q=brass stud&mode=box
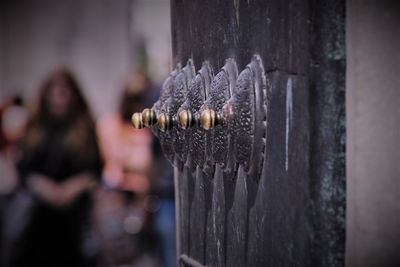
[158,113,171,132]
[131,113,144,129]
[178,110,192,129]
[142,108,157,127]
[200,109,217,130]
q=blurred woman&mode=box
[0,96,28,266]
[0,96,28,196]
[97,71,152,194]
[96,71,155,265]
[14,69,102,267]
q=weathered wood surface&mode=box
[171,0,345,266]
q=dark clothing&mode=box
[16,197,91,267]
[151,136,175,200]
[14,121,101,267]
[18,120,101,183]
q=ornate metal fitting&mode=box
[132,55,267,178]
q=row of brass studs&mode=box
[131,107,225,132]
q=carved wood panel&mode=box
[131,0,345,266]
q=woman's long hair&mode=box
[24,68,98,158]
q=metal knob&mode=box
[200,108,218,130]
[178,110,195,129]
[158,113,173,132]
[131,112,144,129]
[142,108,157,127]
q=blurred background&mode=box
[0,0,171,110]
[0,1,175,267]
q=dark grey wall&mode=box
[347,1,400,266]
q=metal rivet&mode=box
[142,108,157,127]
[200,109,217,130]
[131,113,144,129]
[178,110,193,129]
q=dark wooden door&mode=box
[134,0,345,266]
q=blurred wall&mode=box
[347,0,400,266]
[0,1,3,104]
[130,0,171,83]
[0,0,131,117]
[0,0,172,117]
